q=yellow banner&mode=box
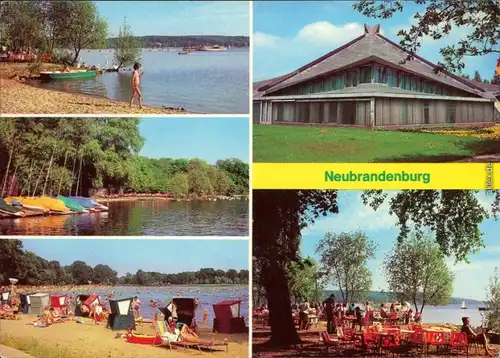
[253,163,500,190]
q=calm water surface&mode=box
[0,199,249,236]
[37,49,249,114]
[51,285,249,327]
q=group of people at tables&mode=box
[292,295,422,332]
[317,294,494,356]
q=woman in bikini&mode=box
[129,62,144,108]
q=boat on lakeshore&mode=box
[0,198,24,217]
[461,301,467,309]
[39,70,97,80]
[199,45,227,52]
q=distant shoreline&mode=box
[94,195,249,203]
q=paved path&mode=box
[0,345,35,358]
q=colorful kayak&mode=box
[56,196,87,212]
[39,70,97,80]
[0,198,24,216]
[68,196,108,211]
[5,197,49,213]
[6,196,69,213]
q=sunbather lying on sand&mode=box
[179,324,228,346]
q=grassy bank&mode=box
[253,124,500,162]
[1,316,249,358]
[0,63,184,115]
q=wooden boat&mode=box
[478,307,490,311]
[39,70,97,80]
[125,329,162,345]
[178,50,190,55]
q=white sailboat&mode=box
[461,301,467,309]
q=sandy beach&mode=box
[1,315,249,358]
[0,63,184,115]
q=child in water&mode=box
[129,62,144,108]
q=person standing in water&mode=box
[129,62,144,108]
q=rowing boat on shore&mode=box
[39,70,97,80]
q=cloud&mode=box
[297,22,364,45]
[253,32,280,48]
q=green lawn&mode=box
[253,125,499,162]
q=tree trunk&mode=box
[70,155,77,196]
[42,148,55,196]
[57,151,68,195]
[1,144,15,197]
[72,48,81,66]
[261,263,301,346]
[75,157,83,196]
[33,162,46,197]
[21,159,35,196]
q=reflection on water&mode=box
[0,200,249,236]
[52,285,249,327]
[37,49,249,114]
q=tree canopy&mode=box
[0,240,248,286]
[317,230,376,303]
[485,268,500,332]
[0,1,109,65]
[353,0,500,73]
[384,236,454,313]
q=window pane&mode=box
[360,66,371,83]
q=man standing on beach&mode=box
[323,293,336,334]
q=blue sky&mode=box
[138,118,249,163]
[21,240,249,276]
[253,1,498,81]
[299,191,500,301]
[95,1,249,36]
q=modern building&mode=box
[253,24,497,128]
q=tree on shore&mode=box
[317,230,376,303]
[353,0,500,73]
[384,236,454,313]
[286,257,322,303]
[112,17,142,70]
[54,1,108,65]
[253,189,495,347]
[0,1,43,51]
[486,268,500,332]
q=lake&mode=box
[49,285,249,328]
[37,49,249,114]
[0,199,249,236]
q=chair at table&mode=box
[359,330,379,354]
[425,331,446,355]
[407,330,426,355]
[381,331,403,357]
[449,331,468,357]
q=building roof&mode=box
[255,24,489,99]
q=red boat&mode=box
[125,329,162,345]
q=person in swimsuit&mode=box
[129,62,144,108]
[132,296,141,319]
